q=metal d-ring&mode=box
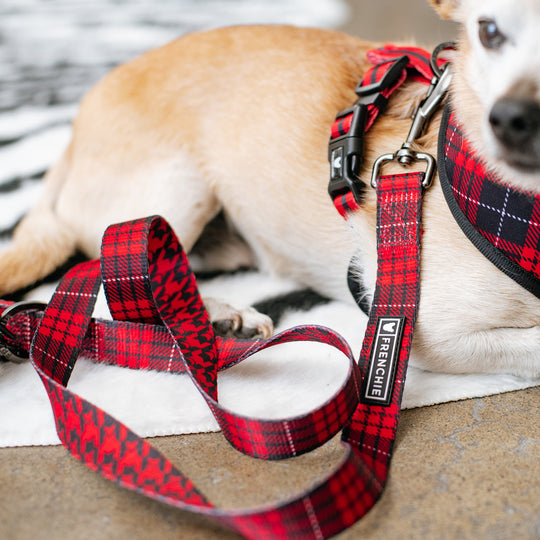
[371,46,453,190]
[0,301,47,363]
[430,41,456,78]
[370,153,397,188]
[371,151,436,189]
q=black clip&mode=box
[328,55,410,203]
[355,55,410,100]
[328,103,368,203]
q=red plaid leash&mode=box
[19,204,418,539]
[0,44,450,538]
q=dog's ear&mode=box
[429,0,460,19]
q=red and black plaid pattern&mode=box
[100,218,162,325]
[329,45,441,215]
[366,45,442,84]
[28,214,415,538]
[441,109,540,296]
[344,173,423,478]
[2,303,342,376]
[334,190,361,218]
[209,326,362,460]
[31,260,101,386]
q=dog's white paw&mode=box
[203,298,274,340]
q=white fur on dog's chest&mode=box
[350,181,540,377]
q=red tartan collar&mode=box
[439,105,540,299]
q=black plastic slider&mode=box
[355,55,410,99]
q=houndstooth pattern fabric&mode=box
[440,106,540,298]
[21,189,424,538]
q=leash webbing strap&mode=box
[0,301,303,375]
[22,179,423,539]
[347,172,424,456]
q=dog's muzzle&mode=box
[489,97,540,171]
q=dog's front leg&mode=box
[204,297,273,340]
[429,326,540,378]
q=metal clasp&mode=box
[371,150,437,189]
[371,61,453,188]
[0,301,46,363]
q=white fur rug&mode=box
[1,272,538,447]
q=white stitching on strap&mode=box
[495,187,510,247]
[450,184,540,229]
[33,344,69,369]
[284,421,297,457]
[102,274,148,283]
[55,290,97,299]
[166,344,176,372]
[303,496,324,540]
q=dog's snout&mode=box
[489,98,540,147]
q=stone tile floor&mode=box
[1,388,538,539]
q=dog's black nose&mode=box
[489,98,540,147]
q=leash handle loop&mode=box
[28,215,390,539]
[21,47,428,540]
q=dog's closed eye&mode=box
[478,18,507,50]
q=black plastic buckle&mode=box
[355,54,410,99]
[328,103,368,203]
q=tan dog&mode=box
[1,0,539,377]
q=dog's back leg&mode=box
[189,213,273,340]
[0,147,77,296]
[189,211,255,273]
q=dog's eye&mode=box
[478,18,506,49]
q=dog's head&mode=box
[431,0,540,192]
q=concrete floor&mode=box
[1,389,538,539]
[2,2,539,539]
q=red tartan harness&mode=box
[439,107,540,299]
[0,46,457,539]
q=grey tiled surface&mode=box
[1,389,538,539]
